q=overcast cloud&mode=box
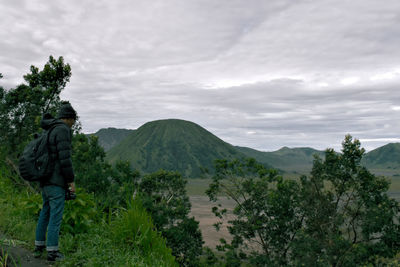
[1,0,400,151]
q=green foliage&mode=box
[163,217,203,267]
[207,158,303,266]
[20,192,42,216]
[0,56,71,158]
[139,170,203,266]
[0,168,178,266]
[140,170,191,225]
[207,135,400,266]
[72,133,199,264]
[72,133,112,196]
[71,132,199,264]
[62,189,98,235]
[72,133,141,210]
[293,135,400,266]
[367,252,400,266]
[0,166,38,241]
[109,160,141,204]
[7,183,98,237]
[200,247,224,267]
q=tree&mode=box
[71,133,142,211]
[206,158,303,266]
[293,135,400,266]
[0,56,71,158]
[207,135,400,266]
[139,170,204,266]
[72,134,112,196]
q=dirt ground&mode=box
[189,196,236,248]
[0,234,49,267]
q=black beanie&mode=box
[57,103,77,119]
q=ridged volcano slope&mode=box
[106,119,244,177]
[362,143,400,169]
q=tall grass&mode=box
[111,197,177,267]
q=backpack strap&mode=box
[45,123,63,142]
[44,124,63,160]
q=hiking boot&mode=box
[33,245,45,258]
[47,250,64,262]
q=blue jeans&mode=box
[35,185,65,251]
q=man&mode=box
[33,103,76,262]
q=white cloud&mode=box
[340,77,360,85]
[360,138,400,143]
[370,68,400,81]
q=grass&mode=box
[0,166,178,267]
[0,247,18,267]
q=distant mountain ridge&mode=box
[88,128,134,151]
[90,121,400,177]
[236,146,325,173]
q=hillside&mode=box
[93,122,400,177]
[236,146,325,173]
[106,119,245,177]
[362,143,400,169]
[89,127,134,151]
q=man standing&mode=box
[33,103,76,262]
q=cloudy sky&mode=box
[1,0,400,152]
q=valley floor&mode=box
[187,175,400,249]
[189,196,235,248]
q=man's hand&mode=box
[68,182,76,193]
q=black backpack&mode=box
[18,126,57,182]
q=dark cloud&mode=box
[1,0,400,152]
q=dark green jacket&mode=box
[40,114,75,189]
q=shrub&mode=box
[62,189,98,235]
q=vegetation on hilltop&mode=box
[106,119,246,177]
[362,143,400,169]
